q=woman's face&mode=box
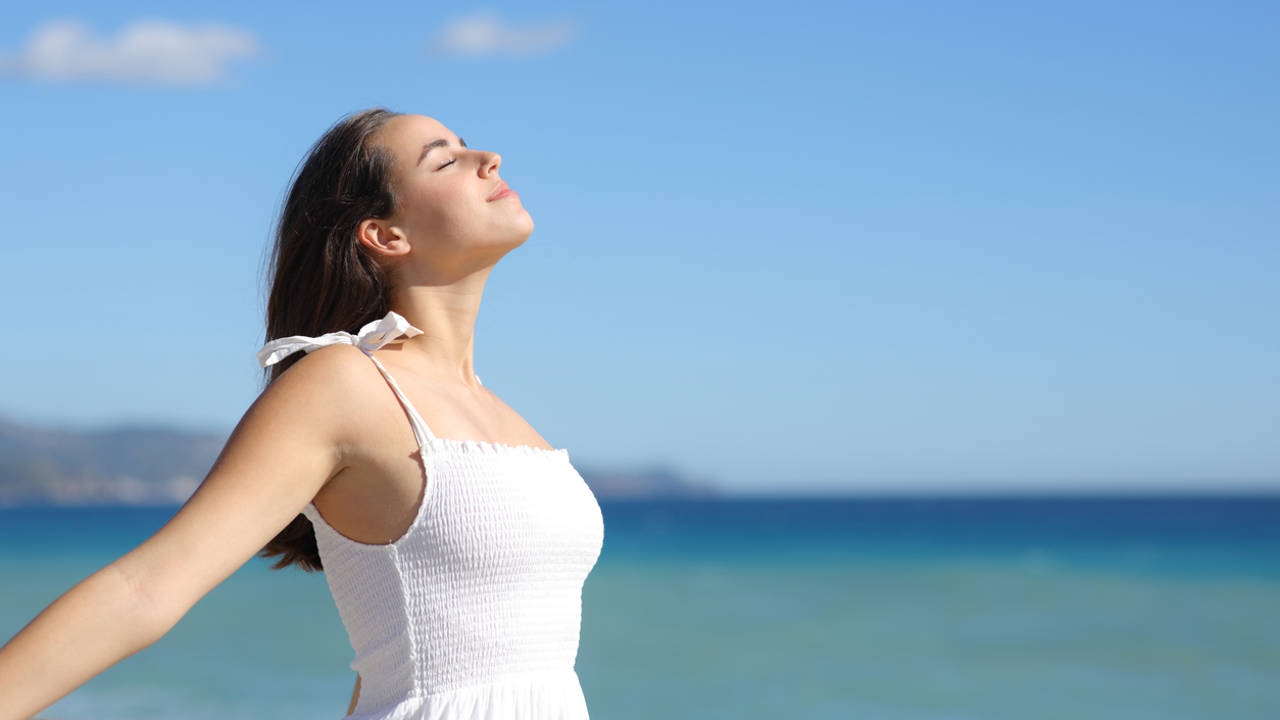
[366,114,532,269]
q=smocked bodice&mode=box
[257,311,604,719]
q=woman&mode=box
[0,108,605,719]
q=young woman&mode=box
[0,108,605,719]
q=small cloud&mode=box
[0,17,262,86]
[429,11,579,58]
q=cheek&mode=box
[409,186,481,239]
[402,184,453,223]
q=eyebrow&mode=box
[417,136,467,166]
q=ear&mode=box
[356,218,410,259]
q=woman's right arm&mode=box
[0,346,369,720]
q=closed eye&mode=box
[436,159,456,170]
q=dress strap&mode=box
[357,352,438,447]
[256,310,438,448]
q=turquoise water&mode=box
[2,497,1278,719]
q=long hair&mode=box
[256,107,404,571]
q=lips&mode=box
[487,181,510,201]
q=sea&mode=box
[2,495,1278,720]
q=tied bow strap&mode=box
[257,311,424,368]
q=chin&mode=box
[513,213,534,242]
[484,213,533,250]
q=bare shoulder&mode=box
[266,342,377,398]
[264,343,389,448]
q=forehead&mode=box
[375,114,456,165]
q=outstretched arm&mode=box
[0,561,162,720]
[0,346,366,720]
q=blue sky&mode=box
[0,2,1276,495]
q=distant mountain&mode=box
[0,418,221,506]
[0,417,720,506]
[567,462,721,500]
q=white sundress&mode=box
[257,310,605,719]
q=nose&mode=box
[481,151,501,176]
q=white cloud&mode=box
[0,17,262,86]
[430,11,579,58]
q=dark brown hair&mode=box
[256,107,404,571]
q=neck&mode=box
[388,267,490,388]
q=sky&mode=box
[0,1,1276,496]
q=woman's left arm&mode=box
[348,674,361,715]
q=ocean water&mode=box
[2,495,1278,719]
